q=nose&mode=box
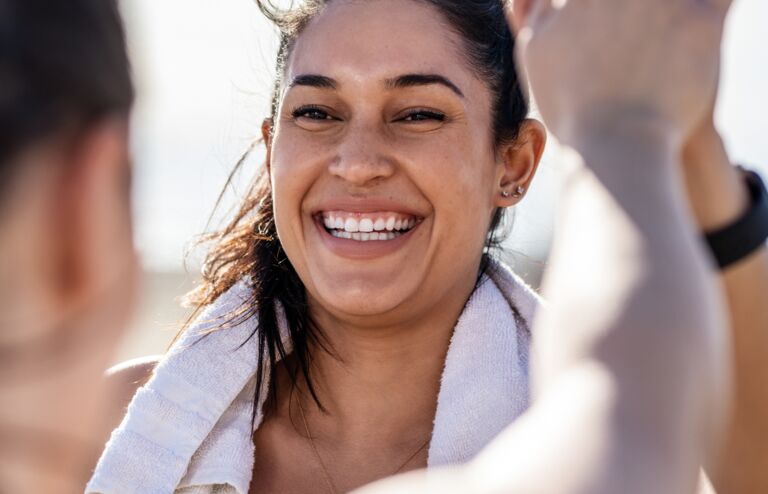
[328,123,396,187]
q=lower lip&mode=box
[314,218,421,260]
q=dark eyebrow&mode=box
[288,74,338,90]
[385,74,465,98]
[287,73,465,98]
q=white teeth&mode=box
[374,218,386,231]
[344,218,359,233]
[323,212,420,240]
[359,218,374,233]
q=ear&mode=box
[53,118,137,308]
[494,119,547,208]
[262,118,273,176]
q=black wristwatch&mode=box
[704,166,768,270]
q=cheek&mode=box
[269,134,323,269]
[406,134,497,239]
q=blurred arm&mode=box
[682,125,768,493]
[510,122,727,494]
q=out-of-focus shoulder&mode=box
[106,354,161,388]
[109,356,160,407]
[104,354,162,411]
[91,355,162,453]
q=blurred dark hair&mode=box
[185,0,530,417]
[0,0,134,187]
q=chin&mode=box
[307,269,420,319]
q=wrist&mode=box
[682,120,721,167]
[566,117,679,183]
[704,168,768,269]
[681,127,750,231]
[567,112,679,165]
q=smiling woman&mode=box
[88,0,545,492]
[185,0,543,419]
[216,3,545,490]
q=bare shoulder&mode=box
[105,354,161,409]
[107,355,160,414]
[106,354,161,392]
[90,355,162,454]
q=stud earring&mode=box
[513,185,526,197]
[501,190,512,198]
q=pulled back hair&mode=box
[185,0,530,416]
[0,0,134,190]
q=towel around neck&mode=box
[86,261,541,494]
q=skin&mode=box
[0,120,137,493]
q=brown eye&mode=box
[292,106,335,121]
[400,110,446,122]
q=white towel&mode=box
[86,261,541,494]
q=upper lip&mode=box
[310,197,427,217]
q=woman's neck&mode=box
[281,275,477,449]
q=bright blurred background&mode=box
[114,0,768,363]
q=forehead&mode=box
[285,0,476,89]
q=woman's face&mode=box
[269,0,512,325]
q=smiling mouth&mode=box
[318,211,422,242]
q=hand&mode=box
[509,0,733,150]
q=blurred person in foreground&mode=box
[89,0,768,493]
[0,0,136,492]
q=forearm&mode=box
[713,250,768,493]
[532,125,728,493]
[682,128,768,492]
[682,127,749,232]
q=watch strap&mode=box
[704,167,768,269]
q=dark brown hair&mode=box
[184,0,530,417]
[0,0,133,190]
